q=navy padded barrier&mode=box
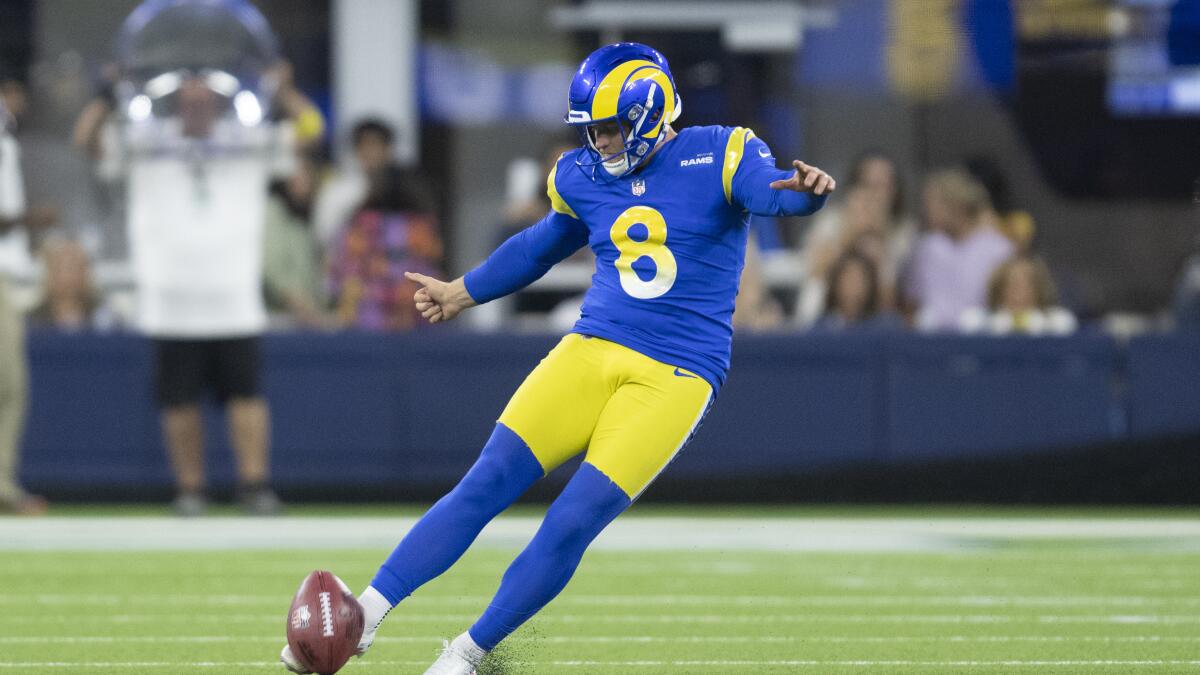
[1127,334,1200,439]
[884,335,1123,460]
[678,334,886,477]
[14,330,1166,493]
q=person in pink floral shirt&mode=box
[328,165,443,331]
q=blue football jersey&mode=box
[547,125,823,390]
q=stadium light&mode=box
[233,90,263,126]
[127,94,152,121]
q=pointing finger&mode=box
[405,271,436,287]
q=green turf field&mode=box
[2,508,1199,674]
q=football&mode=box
[285,570,365,675]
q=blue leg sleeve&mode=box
[468,462,631,650]
[370,423,544,605]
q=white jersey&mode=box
[119,118,293,337]
[0,126,31,279]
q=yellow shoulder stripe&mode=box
[722,127,756,204]
[547,162,578,219]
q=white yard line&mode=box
[5,593,1199,607]
[2,659,1200,668]
[2,516,1200,552]
[5,612,1200,624]
[3,634,1200,644]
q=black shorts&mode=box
[154,337,262,407]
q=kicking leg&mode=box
[368,423,542,605]
[469,461,629,650]
[293,423,545,671]
[357,334,611,656]
[441,348,712,668]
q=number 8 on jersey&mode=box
[609,205,677,299]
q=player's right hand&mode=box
[404,272,476,324]
[769,160,836,196]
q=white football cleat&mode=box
[279,644,312,674]
[355,623,377,657]
[354,586,392,657]
[422,632,487,675]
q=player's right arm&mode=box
[405,209,588,324]
[405,161,589,324]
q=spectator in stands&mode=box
[313,118,433,248]
[798,150,915,326]
[906,168,1014,331]
[1173,234,1200,330]
[28,236,118,331]
[263,154,328,329]
[328,165,444,331]
[960,255,1076,335]
[813,250,901,332]
[488,138,594,328]
[964,154,1035,253]
[496,138,578,245]
[733,234,784,331]
[0,85,46,515]
[0,75,43,273]
[0,74,28,130]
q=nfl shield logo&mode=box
[632,178,646,196]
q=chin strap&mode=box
[601,155,630,177]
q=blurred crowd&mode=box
[734,150,1079,336]
[0,64,447,337]
[4,58,1200,341]
[6,32,1200,517]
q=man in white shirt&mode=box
[0,92,47,515]
[80,74,300,516]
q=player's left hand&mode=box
[770,160,836,196]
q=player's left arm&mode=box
[405,209,589,324]
[730,132,835,217]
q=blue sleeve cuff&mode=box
[735,166,829,217]
[775,188,828,216]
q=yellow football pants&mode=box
[498,333,713,499]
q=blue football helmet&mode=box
[565,43,681,179]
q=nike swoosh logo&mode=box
[758,147,771,158]
[673,368,698,378]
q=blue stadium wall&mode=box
[19,331,1200,503]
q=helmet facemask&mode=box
[570,75,671,180]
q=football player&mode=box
[282,42,834,675]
